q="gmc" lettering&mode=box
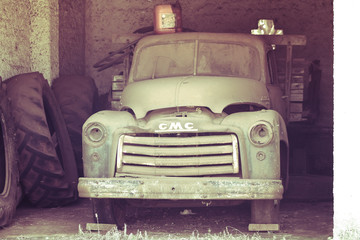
[155,122,198,132]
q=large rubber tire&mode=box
[52,75,98,176]
[5,72,78,207]
[0,84,20,227]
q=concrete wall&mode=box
[29,0,59,82]
[0,0,59,83]
[59,0,86,76]
[0,1,32,80]
[1,0,85,82]
[85,0,333,128]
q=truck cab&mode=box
[78,31,291,231]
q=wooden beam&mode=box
[248,223,280,232]
[260,35,307,46]
[86,223,117,231]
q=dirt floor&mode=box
[0,175,333,240]
[0,198,333,239]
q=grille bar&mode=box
[123,144,233,156]
[122,155,234,166]
[123,135,234,146]
[120,165,235,176]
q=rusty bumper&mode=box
[78,177,283,200]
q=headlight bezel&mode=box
[85,122,107,143]
[248,120,274,147]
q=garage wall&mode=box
[0,0,59,83]
[85,0,333,128]
[59,0,86,76]
[0,1,32,80]
[29,0,59,83]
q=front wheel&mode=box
[92,199,126,229]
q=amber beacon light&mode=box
[154,1,182,34]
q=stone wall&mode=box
[0,0,59,83]
[59,0,86,76]
[29,0,59,82]
[85,0,333,127]
[0,1,32,80]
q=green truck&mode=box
[78,27,306,231]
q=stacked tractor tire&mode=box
[0,72,98,227]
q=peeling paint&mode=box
[79,177,283,200]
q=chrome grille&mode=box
[116,133,239,176]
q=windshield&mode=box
[133,40,261,81]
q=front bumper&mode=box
[78,177,283,200]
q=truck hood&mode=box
[121,76,270,119]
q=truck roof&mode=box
[135,32,269,52]
[129,32,270,84]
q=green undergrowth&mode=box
[13,225,291,240]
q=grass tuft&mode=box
[13,225,292,240]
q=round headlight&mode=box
[248,121,273,146]
[85,123,106,142]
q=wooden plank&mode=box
[112,75,126,91]
[292,58,306,63]
[292,67,305,75]
[276,58,306,77]
[276,58,306,64]
[292,75,304,83]
[284,44,293,123]
[290,103,303,113]
[278,75,304,83]
[289,113,304,122]
[86,223,117,231]
[276,69,305,75]
[291,89,304,95]
[111,100,122,111]
[248,223,280,232]
[290,93,304,102]
[260,35,307,46]
[111,91,122,100]
[291,83,304,89]
[112,81,125,91]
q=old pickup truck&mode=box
[78,18,306,231]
